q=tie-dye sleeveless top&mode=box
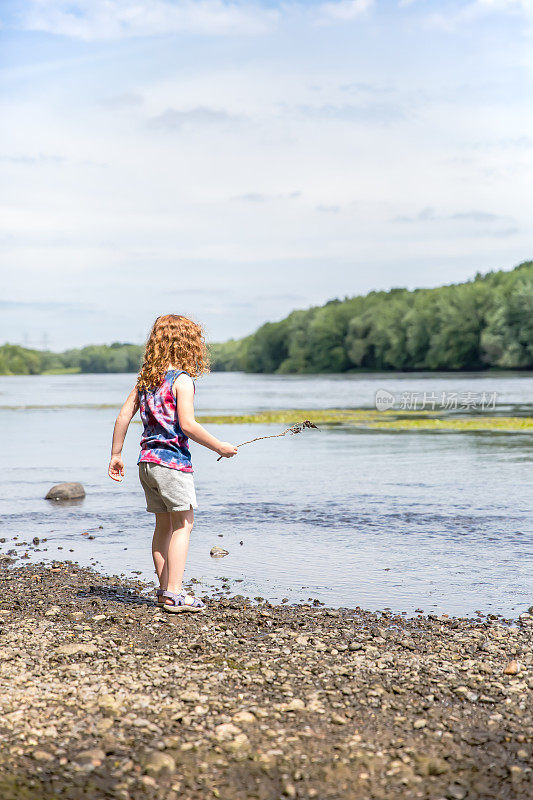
[137,369,194,472]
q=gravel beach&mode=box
[0,560,531,800]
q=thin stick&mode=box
[217,420,318,461]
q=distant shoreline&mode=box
[2,366,533,377]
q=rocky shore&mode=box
[0,560,531,800]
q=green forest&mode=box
[211,261,532,373]
[1,261,532,375]
[0,342,144,376]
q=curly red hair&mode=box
[136,314,210,392]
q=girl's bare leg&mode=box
[166,508,194,595]
[151,509,194,602]
[152,512,172,588]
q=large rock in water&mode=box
[45,482,85,501]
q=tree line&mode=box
[0,342,144,376]
[210,261,533,372]
[1,262,531,375]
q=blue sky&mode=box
[1,0,532,349]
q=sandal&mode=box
[158,589,205,613]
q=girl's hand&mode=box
[108,455,125,481]
[217,442,238,458]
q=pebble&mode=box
[503,660,521,675]
[224,732,250,756]
[74,748,105,767]
[415,755,449,776]
[330,713,348,725]
[96,718,113,734]
[181,690,202,703]
[32,750,54,762]
[98,694,121,714]
[283,698,306,712]
[56,643,98,656]
[210,547,229,558]
[143,751,176,775]
[232,710,256,724]
[446,784,467,800]
[214,723,242,741]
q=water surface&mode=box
[1,372,531,617]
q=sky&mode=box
[1,0,532,350]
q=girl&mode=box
[108,314,237,612]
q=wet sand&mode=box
[0,559,531,799]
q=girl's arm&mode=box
[175,374,237,458]
[108,387,140,481]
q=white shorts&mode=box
[138,462,198,513]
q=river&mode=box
[0,371,531,617]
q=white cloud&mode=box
[18,0,277,40]
[297,101,406,125]
[317,0,374,23]
[149,106,243,129]
[233,191,301,202]
[8,0,532,43]
[100,93,144,109]
[427,0,533,31]
[394,207,511,223]
[12,0,378,41]
[475,0,533,12]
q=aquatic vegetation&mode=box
[198,409,384,425]
[366,416,532,432]
[197,408,533,433]
[41,367,81,375]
